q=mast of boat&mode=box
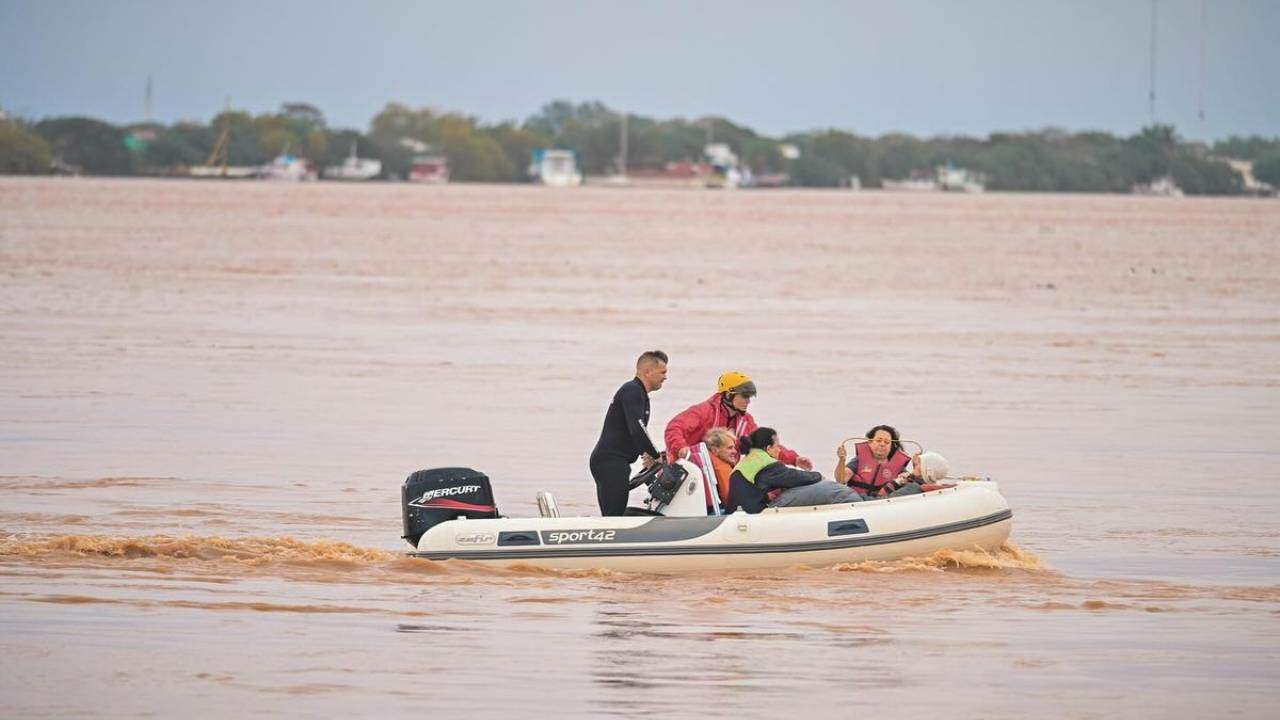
[619,111,628,178]
[1148,0,1158,124]
[205,97,232,177]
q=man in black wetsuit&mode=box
[590,350,668,516]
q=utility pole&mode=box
[145,76,153,121]
[1148,0,1158,124]
[1198,0,1207,123]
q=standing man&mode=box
[590,350,668,516]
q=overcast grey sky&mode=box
[1,0,1276,140]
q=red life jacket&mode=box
[848,443,911,495]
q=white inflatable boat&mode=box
[400,460,1012,573]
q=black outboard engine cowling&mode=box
[402,467,500,547]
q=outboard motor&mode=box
[401,467,500,547]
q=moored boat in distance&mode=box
[186,164,260,179]
[408,154,450,184]
[938,163,985,193]
[883,164,985,193]
[529,148,583,186]
[323,142,382,181]
[261,153,317,181]
[882,173,939,192]
[1133,175,1184,197]
[185,109,259,179]
[704,142,744,189]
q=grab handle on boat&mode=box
[840,437,924,454]
[536,491,560,518]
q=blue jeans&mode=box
[772,481,865,507]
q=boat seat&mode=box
[536,491,560,518]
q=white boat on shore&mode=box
[186,164,259,179]
[323,142,382,181]
[882,177,939,192]
[938,164,986,193]
[408,154,450,184]
[261,153,317,181]
[401,461,1012,574]
[529,149,583,186]
[883,165,986,193]
[1133,175,1184,197]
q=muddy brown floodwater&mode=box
[1,177,1278,718]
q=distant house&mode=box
[1218,158,1275,196]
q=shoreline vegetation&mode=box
[2,99,1279,195]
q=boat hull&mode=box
[409,482,1012,573]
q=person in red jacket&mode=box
[664,371,813,470]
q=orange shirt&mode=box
[710,453,734,505]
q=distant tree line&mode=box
[797,124,1279,194]
[2,99,1279,194]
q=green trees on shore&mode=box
[0,120,51,173]
[1254,154,1280,188]
[781,124,1252,195]
[2,98,1277,196]
[136,105,330,172]
[35,117,133,175]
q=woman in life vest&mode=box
[727,427,864,514]
[835,424,925,498]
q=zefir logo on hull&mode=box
[542,529,618,545]
[455,532,497,546]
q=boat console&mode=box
[629,459,714,517]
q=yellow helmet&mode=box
[717,371,757,397]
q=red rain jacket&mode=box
[664,393,800,466]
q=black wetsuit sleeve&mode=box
[757,464,822,490]
[620,382,659,458]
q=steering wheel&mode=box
[628,462,662,490]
